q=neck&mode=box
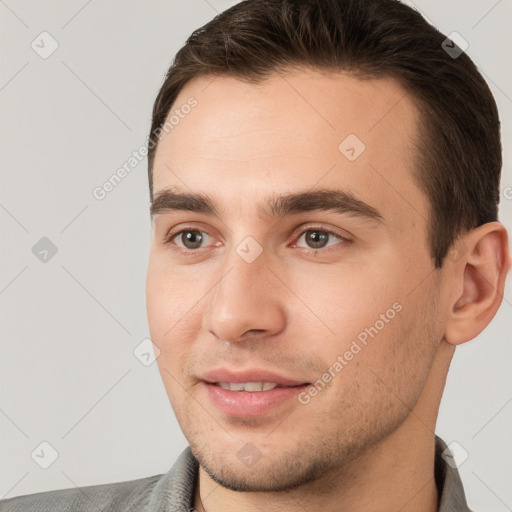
[194,341,454,512]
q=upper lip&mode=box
[200,368,309,386]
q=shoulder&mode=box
[0,473,163,512]
[0,447,198,512]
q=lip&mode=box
[200,368,308,387]
[199,368,310,418]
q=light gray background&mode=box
[1,0,511,509]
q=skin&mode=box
[145,68,510,512]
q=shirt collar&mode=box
[435,435,473,511]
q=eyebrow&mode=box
[150,188,384,224]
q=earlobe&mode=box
[444,222,511,346]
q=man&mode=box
[2,0,510,510]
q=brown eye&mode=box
[296,229,342,250]
[304,230,330,249]
[173,230,210,250]
[183,231,203,249]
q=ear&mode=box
[444,221,511,346]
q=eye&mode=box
[294,228,349,251]
[166,229,214,251]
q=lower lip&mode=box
[203,382,310,417]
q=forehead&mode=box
[152,68,428,233]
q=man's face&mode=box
[146,69,447,491]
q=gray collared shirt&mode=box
[0,436,472,511]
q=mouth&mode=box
[200,373,311,417]
[215,381,304,392]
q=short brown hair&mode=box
[147,0,501,268]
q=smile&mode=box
[217,382,281,392]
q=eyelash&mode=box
[163,224,352,257]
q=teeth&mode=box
[218,382,279,392]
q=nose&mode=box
[204,245,287,344]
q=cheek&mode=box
[287,263,403,355]
[146,254,204,339]
[293,264,435,400]
[357,291,440,404]
[146,260,207,401]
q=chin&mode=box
[191,442,341,493]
